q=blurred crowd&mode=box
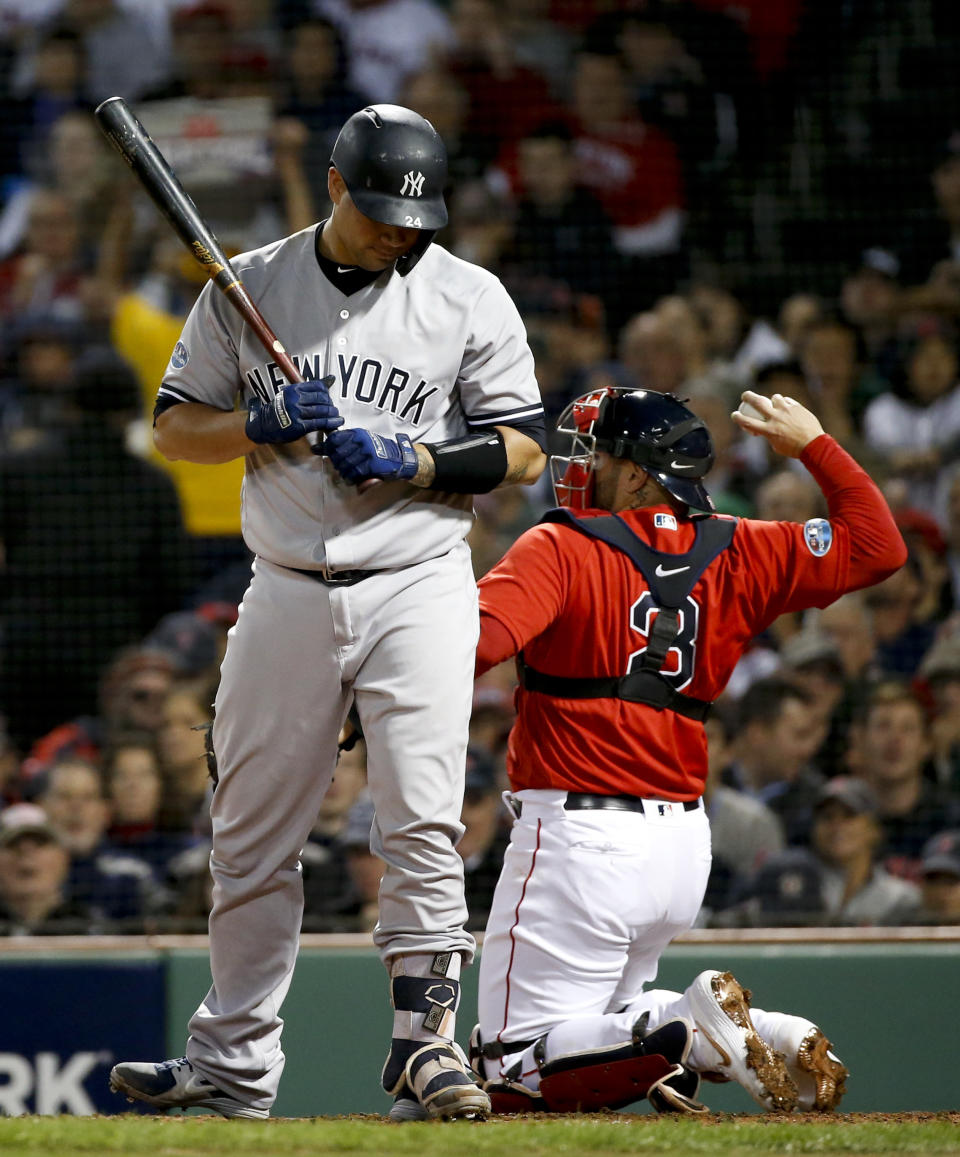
[1,0,960,935]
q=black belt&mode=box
[289,566,378,586]
[565,792,700,813]
[513,793,701,817]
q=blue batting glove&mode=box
[323,427,419,484]
[245,376,344,444]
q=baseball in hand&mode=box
[737,399,766,421]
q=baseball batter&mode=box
[468,388,906,1115]
[110,105,545,1121]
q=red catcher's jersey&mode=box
[477,436,906,800]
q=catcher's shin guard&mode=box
[641,1018,708,1115]
[534,1014,703,1113]
[467,1030,548,1114]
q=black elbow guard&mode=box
[425,430,508,493]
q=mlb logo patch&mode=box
[654,513,678,530]
[803,518,833,557]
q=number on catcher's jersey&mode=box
[626,593,700,690]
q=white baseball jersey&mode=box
[158,226,543,570]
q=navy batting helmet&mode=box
[331,104,448,274]
[551,388,715,512]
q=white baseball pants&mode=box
[477,789,711,1086]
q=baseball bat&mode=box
[94,96,379,487]
[94,96,303,386]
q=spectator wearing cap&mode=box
[144,610,223,687]
[0,802,97,935]
[715,848,824,928]
[721,678,827,845]
[915,830,960,924]
[807,778,920,924]
[38,756,168,929]
[893,507,951,623]
[719,778,921,928]
[459,745,508,931]
[850,681,960,880]
[839,247,903,366]
[777,629,850,773]
[0,347,191,752]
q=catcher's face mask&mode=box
[550,386,716,512]
[549,388,614,509]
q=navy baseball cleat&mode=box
[388,1087,430,1121]
[383,1039,490,1120]
[109,1056,268,1119]
[405,1042,491,1119]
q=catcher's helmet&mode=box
[551,388,715,512]
[331,104,448,275]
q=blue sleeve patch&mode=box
[803,518,833,556]
[170,341,189,369]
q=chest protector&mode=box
[517,510,737,722]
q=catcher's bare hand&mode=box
[731,390,824,459]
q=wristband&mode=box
[425,430,508,493]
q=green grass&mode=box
[1,1114,959,1157]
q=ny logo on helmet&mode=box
[401,170,425,197]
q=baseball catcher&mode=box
[468,388,904,1115]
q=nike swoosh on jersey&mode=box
[337,266,355,273]
[655,563,690,577]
